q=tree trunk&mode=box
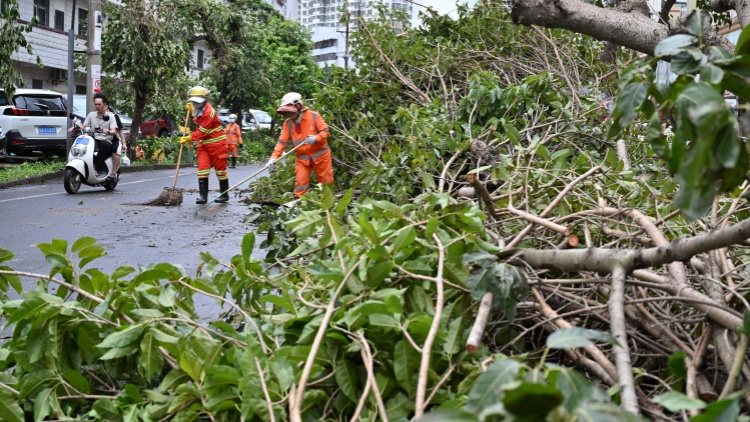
[510,0,736,56]
[130,77,149,159]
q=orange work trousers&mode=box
[197,140,228,181]
[294,149,334,197]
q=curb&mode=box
[0,164,179,189]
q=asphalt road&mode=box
[0,163,270,322]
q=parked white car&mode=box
[244,109,272,131]
[0,89,69,156]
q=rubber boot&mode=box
[196,178,208,204]
[215,179,230,203]
[230,157,236,168]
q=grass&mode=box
[0,157,66,183]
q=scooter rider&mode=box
[80,93,117,177]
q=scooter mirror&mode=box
[102,114,110,121]
[69,114,75,120]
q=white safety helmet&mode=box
[229,113,237,121]
[279,92,302,107]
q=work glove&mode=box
[266,158,277,172]
[185,102,194,114]
[303,135,317,145]
[179,135,193,144]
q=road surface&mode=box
[0,163,271,322]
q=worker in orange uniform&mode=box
[267,92,333,198]
[180,86,230,204]
[225,113,243,168]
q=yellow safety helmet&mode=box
[188,86,209,103]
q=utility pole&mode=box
[66,0,77,154]
[86,0,102,114]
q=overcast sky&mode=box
[413,0,478,25]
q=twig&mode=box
[414,234,446,418]
[466,174,499,220]
[466,292,493,353]
[719,334,749,399]
[358,332,389,422]
[290,256,366,422]
[176,279,269,354]
[255,357,276,422]
[610,264,639,415]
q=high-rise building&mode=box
[297,0,414,68]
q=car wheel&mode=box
[158,128,169,138]
[64,168,82,194]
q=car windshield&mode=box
[253,111,272,123]
[14,95,66,111]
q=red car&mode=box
[140,115,170,138]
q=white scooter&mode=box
[63,116,120,194]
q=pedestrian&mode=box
[180,86,230,204]
[107,104,127,178]
[74,92,117,178]
[225,113,243,168]
[267,92,333,198]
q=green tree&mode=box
[101,0,190,154]
[0,0,38,96]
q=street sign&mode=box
[94,79,101,93]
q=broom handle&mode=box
[172,109,191,189]
[205,142,305,206]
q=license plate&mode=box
[38,127,56,134]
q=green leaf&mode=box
[334,359,360,402]
[0,248,15,264]
[98,324,145,349]
[546,327,619,349]
[93,398,123,422]
[417,410,479,421]
[391,226,416,253]
[700,63,724,86]
[646,113,670,160]
[668,351,687,380]
[503,382,564,422]
[689,396,740,422]
[386,392,415,420]
[653,391,706,412]
[393,340,419,395]
[654,34,698,58]
[366,260,394,288]
[180,349,203,382]
[443,316,464,355]
[33,388,56,421]
[734,23,750,56]
[241,232,255,265]
[139,331,164,381]
[670,51,704,75]
[613,82,648,127]
[71,236,97,253]
[465,359,521,413]
[741,311,750,336]
[0,389,24,422]
[686,10,710,38]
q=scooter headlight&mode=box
[71,145,87,157]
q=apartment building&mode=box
[8,0,250,93]
[299,0,414,68]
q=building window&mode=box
[314,39,336,49]
[76,85,86,95]
[196,49,204,69]
[78,8,88,37]
[54,9,64,31]
[34,0,49,26]
[32,79,43,89]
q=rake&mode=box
[196,142,304,212]
[138,110,191,206]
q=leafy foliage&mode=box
[0,0,38,96]
[608,10,750,219]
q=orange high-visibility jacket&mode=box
[225,123,242,144]
[272,110,329,160]
[190,103,226,144]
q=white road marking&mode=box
[0,172,194,203]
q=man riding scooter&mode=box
[79,93,117,178]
